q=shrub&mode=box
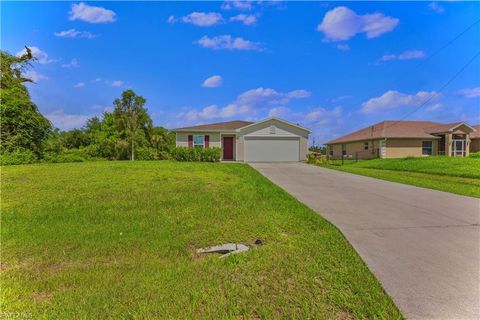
[171,147,221,162]
[42,151,86,163]
[469,152,480,158]
[0,149,38,165]
[135,147,158,161]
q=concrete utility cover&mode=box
[250,162,480,320]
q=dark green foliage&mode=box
[0,50,51,157]
[171,147,221,162]
[469,152,480,158]
[0,148,37,165]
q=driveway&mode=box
[250,162,480,320]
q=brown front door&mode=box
[223,137,234,160]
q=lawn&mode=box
[1,161,402,319]
[315,157,480,198]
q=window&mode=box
[342,144,346,156]
[329,150,333,156]
[422,141,432,155]
[193,135,205,148]
[364,142,369,150]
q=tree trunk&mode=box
[131,139,134,161]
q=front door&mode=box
[223,137,234,160]
[452,139,465,157]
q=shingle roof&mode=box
[174,120,253,132]
[326,121,471,144]
[471,125,480,139]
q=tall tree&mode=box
[112,90,152,160]
[0,49,51,156]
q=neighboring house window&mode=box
[270,125,276,134]
[342,144,346,156]
[329,150,333,156]
[422,141,432,155]
[364,142,369,150]
[193,135,205,148]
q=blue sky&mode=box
[2,1,479,143]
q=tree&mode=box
[112,90,152,160]
[0,49,51,157]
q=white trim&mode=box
[237,117,311,133]
[448,122,476,132]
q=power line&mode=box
[383,49,480,130]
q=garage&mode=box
[244,137,300,162]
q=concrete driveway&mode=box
[250,162,480,320]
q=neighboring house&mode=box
[326,121,477,159]
[174,117,310,162]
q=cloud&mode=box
[61,58,79,68]
[317,6,399,41]
[230,14,257,25]
[426,103,442,112]
[69,2,116,24]
[380,50,426,61]
[428,2,445,14]
[361,90,440,114]
[221,1,253,11]
[167,15,176,23]
[92,77,103,82]
[336,44,350,51]
[74,82,85,88]
[23,70,48,82]
[16,46,55,64]
[54,28,97,39]
[179,87,310,123]
[45,110,91,130]
[457,87,480,98]
[181,12,224,26]
[109,80,124,87]
[202,75,223,88]
[196,35,264,51]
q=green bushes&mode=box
[469,152,480,158]
[0,149,38,165]
[171,147,221,162]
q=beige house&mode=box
[174,117,310,162]
[326,121,478,159]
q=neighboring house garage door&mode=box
[244,137,300,162]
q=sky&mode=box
[2,1,480,144]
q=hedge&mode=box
[170,147,221,162]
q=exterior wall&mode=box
[386,139,438,158]
[236,136,245,161]
[176,132,221,148]
[471,138,480,153]
[300,136,308,161]
[328,140,381,160]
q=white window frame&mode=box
[193,135,205,148]
[364,142,369,150]
[422,140,432,156]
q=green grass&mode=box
[316,157,480,198]
[1,161,402,319]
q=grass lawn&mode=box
[1,161,402,319]
[316,157,480,198]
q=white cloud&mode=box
[268,106,291,118]
[16,46,55,64]
[221,1,253,11]
[361,90,440,114]
[179,87,310,123]
[61,58,79,68]
[92,77,102,82]
[202,75,223,88]
[54,28,97,39]
[109,80,124,87]
[426,103,442,112]
[181,12,224,26]
[23,70,48,82]
[46,110,91,130]
[336,44,350,51]
[457,87,480,98]
[230,14,257,25]
[317,6,399,42]
[380,50,426,61]
[167,15,176,23]
[196,35,264,51]
[69,2,116,24]
[74,82,85,88]
[428,2,445,14]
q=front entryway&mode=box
[222,137,234,160]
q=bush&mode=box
[0,149,38,165]
[135,147,158,160]
[469,152,480,158]
[171,147,221,162]
[42,151,86,163]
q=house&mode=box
[174,117,310,162]
[326,120,478,159]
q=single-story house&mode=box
[326,120,478,159]
[174,117,310,162]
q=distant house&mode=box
[326,121,478,159]
[173,117,310,162]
